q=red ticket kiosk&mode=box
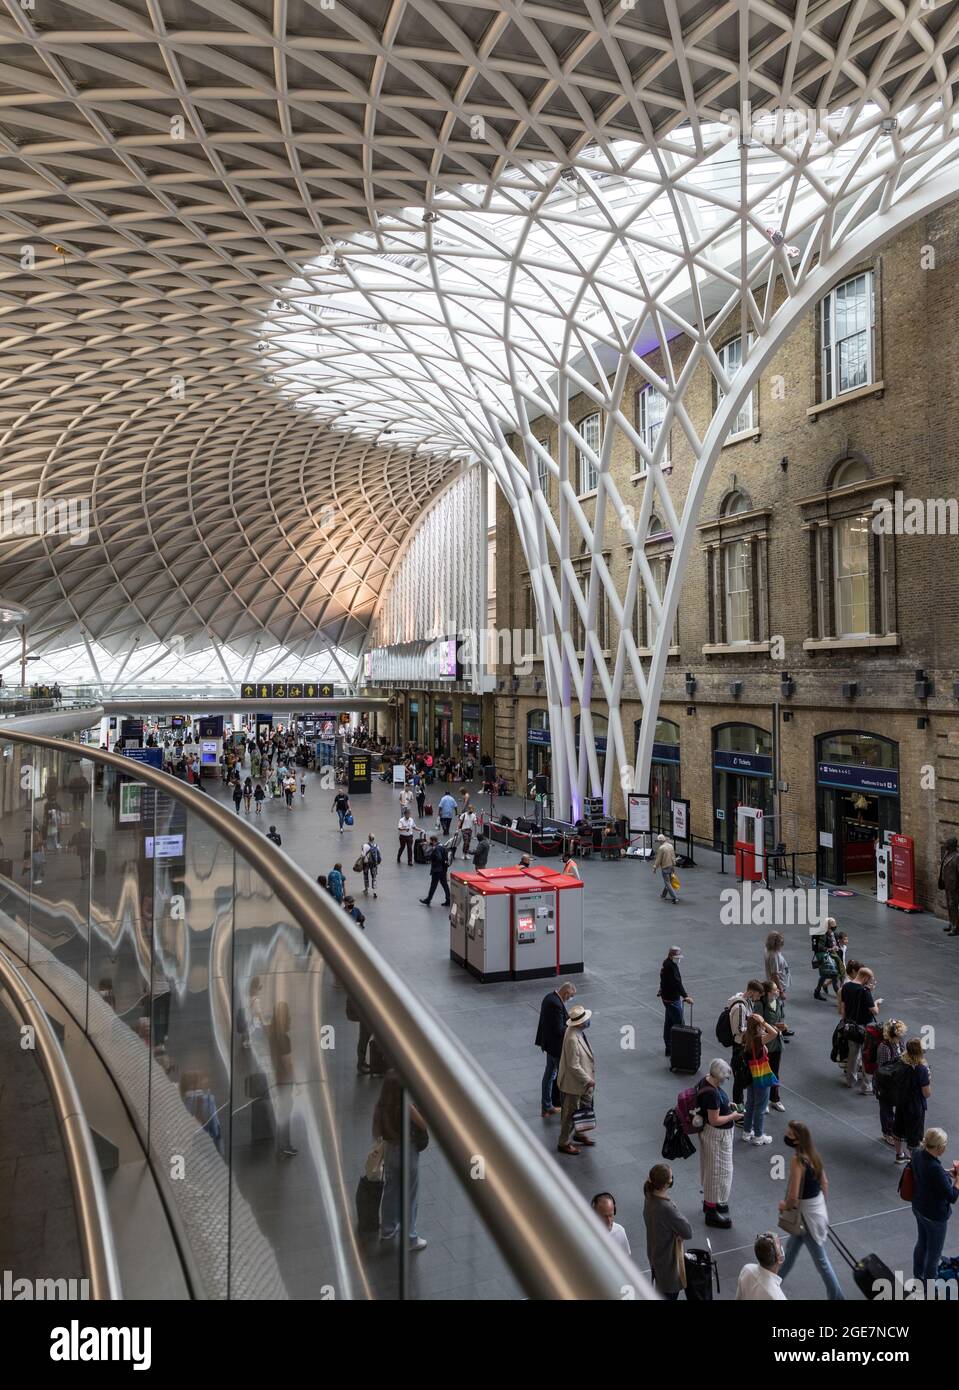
[887,833,920,912]
[448,867,584,983]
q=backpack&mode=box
[875,1059,911,1107]
[715,1001,736,1048]
[676,1080,706,1136]
[861,1025,882,1074]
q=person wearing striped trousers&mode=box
[698,1058,737,1229]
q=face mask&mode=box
[784,1135,797,1148]
[581,1020,591,1030]
[673,955,683,964]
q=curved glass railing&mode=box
[0,730,650,1301]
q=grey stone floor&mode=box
[216,767,959,1301]
[0,997,83,1290]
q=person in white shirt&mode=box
[399,786,414,814]
[397,811,417,866]
[591,1192,631,1257]
[735,1232,787,1300]
[459,807,478,857]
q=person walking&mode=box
[643,1165,693,1300]
[419,837,450,907]
[736,1233,787,1300]
[651,832,678,902]
[266,824,282,846]
[471,832,490,871]
[374,1069,428,1251]
[360,833,381,897]
[343,895,366,930]
[284,773,295,809]
[397,809,417,865]
[658,946,693,1061]
[253,782,265,814]
[458,805,478,858]
[328,862,346,904]
[399,784,414,817]
[232,780,243,814]
[776,1121,845,1300]
[894,1037,932,1163]
[437,791,457,836]
[939,836,959,935]
[875,1018,907,1146]
[556,1003,595,1156]
[331,788,352,832]
[741,1013,781,1144]
[698,1058,738,1228]
[535,981,576,1118]
[242,777,253,813]
[839,965,881,1092]
[909,1127,959,1281]
[592,1192,631,1258]
[414,776,426,820]
[758,980,788,1112]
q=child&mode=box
[343,895,366,930]
[812,935,840,999]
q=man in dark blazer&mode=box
[535,982,576,1118]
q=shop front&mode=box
[712,723,774,853]
[462,701,481,760]
[815,731,900,892]
[434,698,453,757]
[526,709,551,786]
[634,717,681,832]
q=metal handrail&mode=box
[0,945,122,1300]
[0,728,651,1301]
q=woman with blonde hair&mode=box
[894,1038,932,1163]
[875,1019,907,1146]
[777,1120,844,1300]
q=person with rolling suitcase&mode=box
[777,1121,845,1299]
[659,946,694,1063]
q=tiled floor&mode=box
[211,766,959,1301]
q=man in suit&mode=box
[535,982,576,1118]
[557,1004,596,1155]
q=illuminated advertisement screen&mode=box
[200,739,218,765]
[437,638,459,680]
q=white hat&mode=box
[567,1004,592,1026]
[656,833,666,842]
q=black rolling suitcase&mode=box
[93,847,107,878]
[683,1243,720,1300]
[827,1225,893,1299]
[413,834,428,865]
[669,1002,702,1074]
[355,1175,384,1234]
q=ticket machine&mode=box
[448,867,584,983]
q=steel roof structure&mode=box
[2,1,959,797]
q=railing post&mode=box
[400,1086,411,1300]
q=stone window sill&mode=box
[702,640,771,655]
[806,380,885,418]
[722,427,761,448]
[632,465,672,481]
[636,646,681,657]
[802,633,900,651]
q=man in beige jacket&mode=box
[557,1004,596,1155]
[652,833,678,903]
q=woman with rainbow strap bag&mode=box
[742,1014,782,1145]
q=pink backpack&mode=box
[675,1079,706,1136]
